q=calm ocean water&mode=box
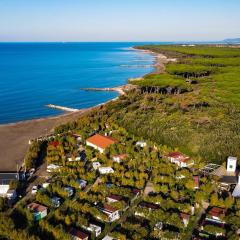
[0,42,157,124]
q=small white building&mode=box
[112,154,128,163]
[47,164,61,172]
[166,152,194,168]
[0,172,19,200]
[180,212,190,227]
[232,176,240,198]
[92,162,101,170]
[98,203,120,222]
[102,235,114,240]
[6,189,17,200]
[136,141,147,148]
[76,179,87,189]
[98,167,114,175]
[42,182,50,189]
[87,224,102,237]
[227,156,237,173]
[0,185,10,198]
[154,222,163,231]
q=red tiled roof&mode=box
[113,154,128,159]
[166,151,190,162]
[86,134,117,149]
[70,228,88,239]
[28,203,47,213]
[72,133,81,138]
[180,212,190,220]
[193,176,200,188]
[108,194,123,201]
[208,207,226,218]
[103,203,118,213]
[49,141,60,148]
[132,188,141,195]
[139,201,160,210]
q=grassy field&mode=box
[133,45,240,106]
[115,45,240,164]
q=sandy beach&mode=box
[0,50,168,171]
[0,110,86,171]
[136,48,177,74]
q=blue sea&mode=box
[0,42,156,124]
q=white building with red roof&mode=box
[166,151,194,168]
[112,154,128,163]
[86,134,117,153]
[107,194,123,203]
[206,207,226,223]
[70,228,89,240]
[27,203,48,221]
[98,203,120,222]
[180,212,190,227]
[193,176,200,189]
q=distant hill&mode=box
[223,38,240,44]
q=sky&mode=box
[0,0,239,42]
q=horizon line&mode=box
[0,40,224,44]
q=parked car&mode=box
[31,185,42,194]
[64,186,74,197]
[26,168,35,178]
[51,197,61,208]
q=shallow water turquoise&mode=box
[0,42,157,124]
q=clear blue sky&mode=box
[0,0,239,42]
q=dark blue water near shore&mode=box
[0,42,156,124]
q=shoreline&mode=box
[0,47,168,171]
[0,84,131,128]
[0,47,157,128]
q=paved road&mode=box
[25,162,49,195]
